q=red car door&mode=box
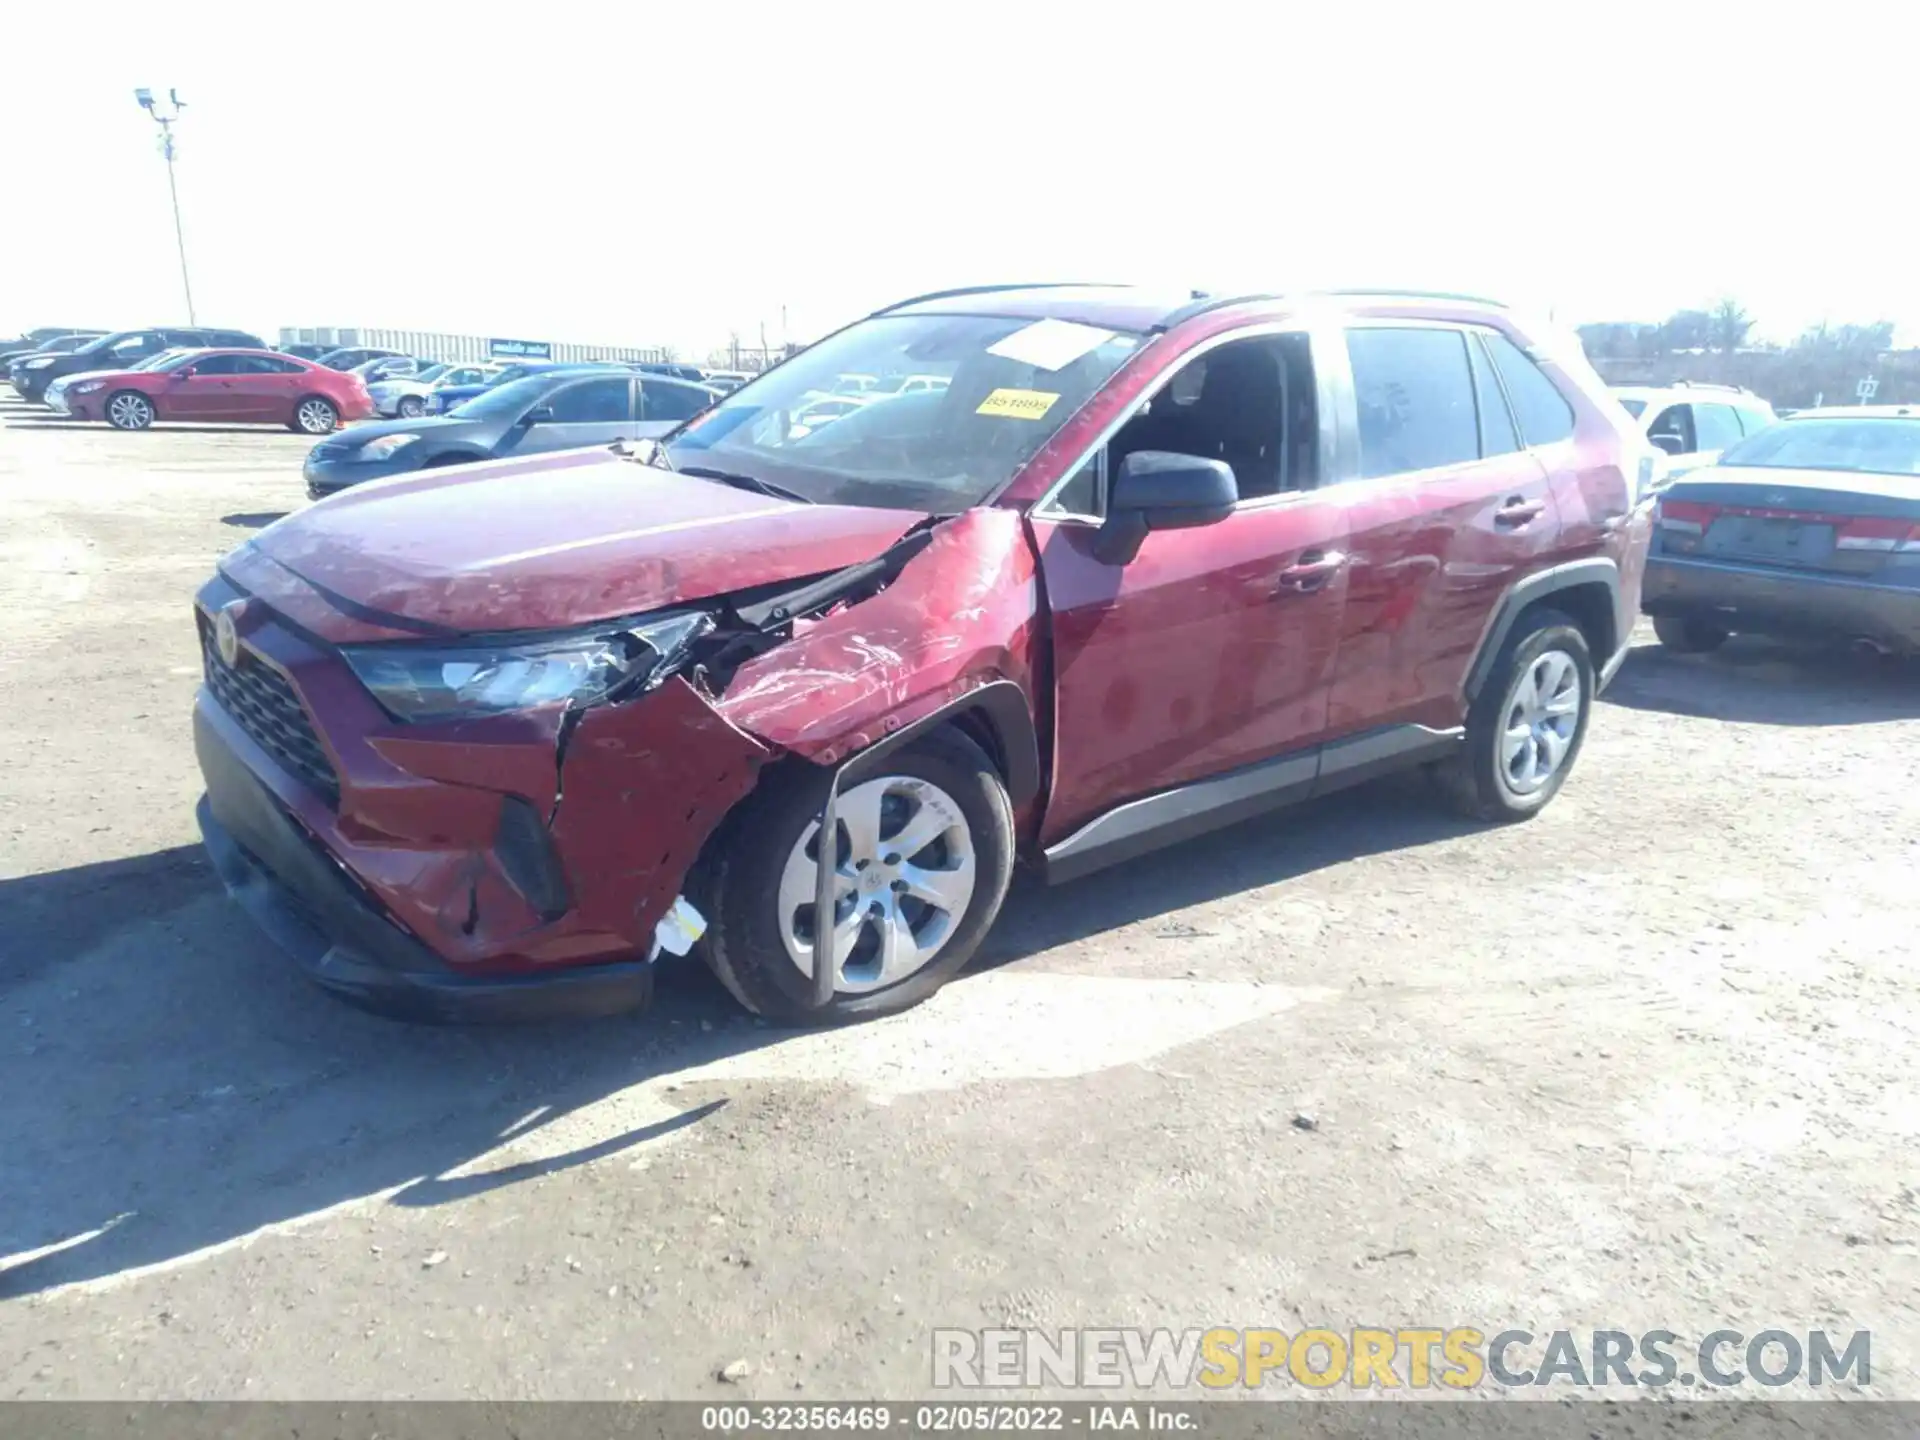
[225,355,299,421]
[161,353,244,420]
[1031,329,1351,849]
[1322,323,1559,736]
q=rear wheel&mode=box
[700,729,1014,1025]
[1433,609,1593,823]
[1652,614,1729,654]
[290,396,339,434]
[105,391,154,430]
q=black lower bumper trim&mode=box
[195,705,651,1024]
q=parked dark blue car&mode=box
[425,359,630,414]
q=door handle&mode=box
[1273,549,1348,596]
[1494,497,1545,527]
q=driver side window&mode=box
[1051,333,1318,517]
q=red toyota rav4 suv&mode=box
[191,286,1650,1025]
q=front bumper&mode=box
[189,572,773,1020]
[196,708,654,1023]
[1644,555,1920,652]
[302,449,422,498]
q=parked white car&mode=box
[1611,383,1777,486]
[368,363,501,419]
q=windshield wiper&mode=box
[677,465,813,504]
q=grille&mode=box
[200,622,341,806]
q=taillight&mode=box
[1833,517,1920,553]
[1655,498,1718,536]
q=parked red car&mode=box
[191,285,1650,1025]
[46,348,371,433]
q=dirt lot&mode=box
[2,397,1918,1402]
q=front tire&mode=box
[105,391,154,430]
[397,395,425,419]
[290,396,339,434]
[1652,614,1729,653]
[699,729,1015,1026]
[1434,609,1594,822]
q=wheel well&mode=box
[1525,581,1616,665]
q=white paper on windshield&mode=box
[986,318,1117,372]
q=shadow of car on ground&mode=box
[1602,635,1920,727]
[0,773,1468,1298]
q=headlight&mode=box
[358,432,420,461]
[24,356,55,369]
[74,380,106,394]
[341,611,714,722]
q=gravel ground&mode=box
[2,399,1918,1402]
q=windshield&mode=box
[663,314,1142,510]
[1616,397,1646,418]
[446,372,562,421]
[1719,417,1920,477]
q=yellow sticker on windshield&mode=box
[976,388,1060,420]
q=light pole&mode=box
[134,87,196,325]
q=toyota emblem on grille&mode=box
[214,600,245,669]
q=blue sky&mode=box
[6,1,1916,356]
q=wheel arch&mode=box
[831,679,1040,808]
[1464,558,1620,702]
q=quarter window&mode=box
[1347,327,1480,478]
[1482,332,1576,446]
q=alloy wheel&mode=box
[775,774,978,993]
[296,400,336,434]
[1500,648,1582,795]
[108,394,152,429]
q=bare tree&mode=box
[1709,298,1754,353]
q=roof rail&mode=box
[1154,286,1514,333]
[1316,288,1509,308]
[1153,292,1287,330]
[871,282,1132,315]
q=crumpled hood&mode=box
[239,448,929,638]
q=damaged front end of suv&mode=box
[193,497,1040,1024]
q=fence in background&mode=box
[277,326,674,366]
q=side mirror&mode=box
[1092,450,1238,565]
[523,405,555,424]
[1648,433,1686,456]
[173,366,195,379]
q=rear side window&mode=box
[641,381,712,422]
[1466,333,1520,457]
[1694,403,1745,451]
[1347,327,1479,478]
[245,356,303,374]
[543,377,631,423]
[1483,333,1576,446]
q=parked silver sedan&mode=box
[366,363,501,418]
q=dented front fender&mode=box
[715,509,1043,772]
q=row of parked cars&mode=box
[1,326,767,448]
